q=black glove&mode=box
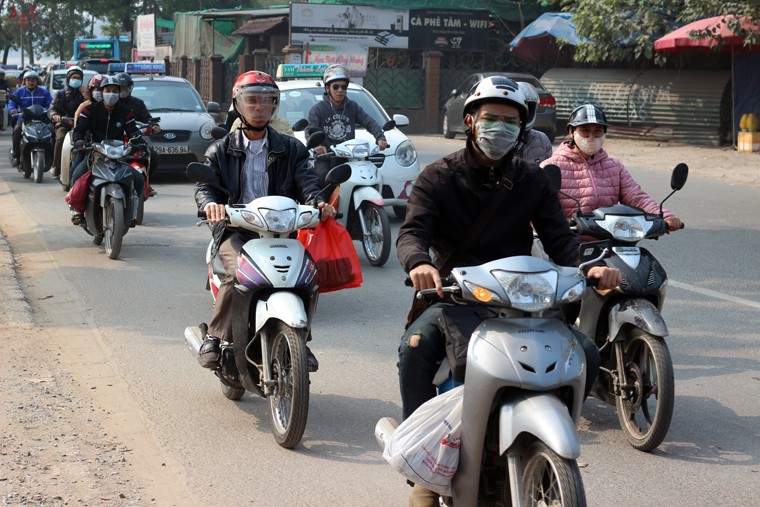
[74,140,85,152]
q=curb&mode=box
[0,228,32,325]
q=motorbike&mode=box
[0,89,8,130]
[126,118,160,225]
[8,98,54,183]
[376,246,611,507]
[182,132,346,449]
[295,119,394,267]
[77,140,143,260]
[565,163,688,451]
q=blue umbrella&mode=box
[510,12,580,65]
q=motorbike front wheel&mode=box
[360,202,391,267]
[520,440,586,507]
[135,193,145,225]
[103,197,125,260]
[615,329,674,451]
[32,151,44,183]
[267,322,309,449]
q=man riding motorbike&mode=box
[396,76,621,506]
[49,66,86,179]
[513,81,553,164]
[8,71,53,168]
[116,72,160,196]
[194,70,336,370]
[69,75,146,224]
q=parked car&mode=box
[42,68,98,98]
[275,74,421,217]
[442,72,557,141]
[130,74,221,173]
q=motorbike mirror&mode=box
[578,240,611,265]
[210,126,228,140]
[306,131,326,150]
[670,163,688,190]
[292,118,308,132]
[382,120,396,131]
[149,117,161,123]
[325,163,351,185]
[543,164,562,193]
[186,162,218,185]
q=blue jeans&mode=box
[397,303,600,420]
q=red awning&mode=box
[232,16,287,36]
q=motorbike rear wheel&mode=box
[360,201,391,267]
[520,440,586,507]
[615,329,674,451]
[104,197,125,260]
[267,322,309,449]
[32,151,44,183]
[221,383,245,401]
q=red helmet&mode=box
[232,71,279,117]
[88,74,104,91]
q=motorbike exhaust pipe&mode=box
[184,326,205,362]
[374,417,399,450]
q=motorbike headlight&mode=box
[395,140,417,167]
[241,210,265,228]
[261,208,296,233]
[595,215,652,242]
[200,121,215,141]
[350,143,370,158]
[492,270,558,312]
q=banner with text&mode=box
[135,14,156,57]
[408,9,489,51]
[290,2,409,49]
[305,43,369,77]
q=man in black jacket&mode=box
[49,66,86,179]
[194,70,335,370]
[396,76,620,506]
[69,75,145,224]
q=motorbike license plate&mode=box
[155,145,189,154]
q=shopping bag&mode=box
[297,217,362,293]
[382,386,463,497]
[64,169,92,213]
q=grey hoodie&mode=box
[307,92,386,149]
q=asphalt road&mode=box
[1,133,759,506]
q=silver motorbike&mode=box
[377,249,608,507]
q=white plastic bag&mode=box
[382,385,463,497]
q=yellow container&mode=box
[748,112,759,132]
[740,113,749,131]
[737,131,760,152]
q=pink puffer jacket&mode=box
[540,141,671,220]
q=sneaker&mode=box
[11,157,19,168]
[306,346,319,372]
[198,335,221,369]
[148,185,157,197]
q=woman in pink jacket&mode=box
[541,104,683,231]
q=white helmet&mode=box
[517,82,540,132]
[463,76,529,126]
[323,64,350,87]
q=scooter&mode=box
[300,120,395,267]
[567,163,688,452]
[125,118,160,225]
[183,157,349,449]
[377,247,610,507]
[77,140,143,260]
[8,99,54,183]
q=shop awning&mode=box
[232,15,288,36]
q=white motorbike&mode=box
[377,247,610,506]
[183,154,349,448]
[295,119,394,267]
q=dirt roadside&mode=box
[0,137,757,506]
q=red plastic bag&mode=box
[64,169,92,212]
[298,218,362,293]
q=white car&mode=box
[42,68,98,99]
[275,75,420,218]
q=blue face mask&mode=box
[69,79,83,89]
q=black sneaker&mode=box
[11,157,19,168]
[306,346,319,372]
[148,185,157,197]
[198,335,221,369]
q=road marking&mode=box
[670,280,760,310]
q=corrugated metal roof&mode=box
[541,68,731,145]
[231,15,287,36]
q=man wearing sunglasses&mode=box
[307,64,389,163]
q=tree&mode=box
[551,0,760,65]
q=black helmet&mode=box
[116,72,134,97]
[567,104,608,131]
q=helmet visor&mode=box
[235,86,279,123]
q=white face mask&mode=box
[475,120,520,160]
[92,91,103,102]
[102,92,120,106]
[574,131,605,156]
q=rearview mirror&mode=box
[670,163,688,191]
[210,126,228,140]
[306,130,325,149]
[543,164,562,193]
[186,162,217,184]
[325,163,351,185]
[292,118,308,132]
[382,120,396,131]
